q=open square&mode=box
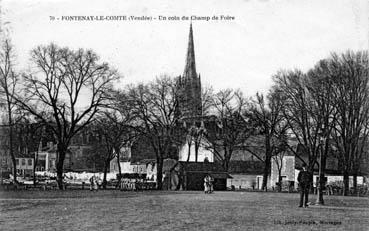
[0,190,368,230]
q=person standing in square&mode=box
[297,163,311,207]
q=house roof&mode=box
[179,161,225,172]
[209,173,233,179]
[228,160,264,174]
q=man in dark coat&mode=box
[297,163,311,207]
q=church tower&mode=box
[177,23,202,118]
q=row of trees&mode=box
[1,37,368,193]
[271,51,369,196]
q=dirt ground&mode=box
[0,190,368,231]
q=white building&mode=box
[109,157,147,175]
[270,155,296,189]
[178,139,214,162]
[294,169,365,188]
[15,157,34,177]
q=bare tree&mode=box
[328,51,369,195]
[93,97,137,189]
[205,89,252,171]
[245,89,286,191]
[16,44,119,189]
[0,39,19,183]
[128,76,183,190]
[273,70,326,171]
[272,150,286,192]
[12,116,46,185]
[305,59,337,200]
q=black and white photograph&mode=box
[0,0,368,230]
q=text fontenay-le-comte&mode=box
[60,15,235,21]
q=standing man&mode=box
[209,175,214,193]
[89,175,95,191]
[297,163,311,207]
[204,174,210,194]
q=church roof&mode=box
[183,23,197,80]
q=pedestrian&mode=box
[89,175,95,191]
[209,175,214,193]
[93,176,99,191]
[297,163,311,208]
[204,174,210,193]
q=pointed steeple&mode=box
[178,23,203,118]
[183,23,197,79]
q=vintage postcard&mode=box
[0,0,368,230]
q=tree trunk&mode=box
[353,171,357,196]
[33,150,38,186]
[223,153,231,172]
[278,172,282,192]
[317,152,327,204]
[262,138,271,191]
[222,161,229,172]
[115,148,122,185]
[11,155,17,184]
[56,146,67,190]
[342,169,349,196]
[186,142,191,162]
[8,110,17,184]
[156,157,163,190]
[195,142,199,162]
[262,156,271,191]
[5,80,17,184]
[222,148,231,172]
[102,158,110,189]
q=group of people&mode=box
[89,175,100,191]
[204,174,214,194]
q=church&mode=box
[110,24,231,190]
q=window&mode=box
[28,159,32,166]
[21,159,26,166]
[16,159,19,166]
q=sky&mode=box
[1,0,369,97]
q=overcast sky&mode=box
[1,0,369,96]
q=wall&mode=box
[35,151,72,172]
[270,155,295,188]
[227,174,259,190]
[16,158,34,170]
[15,158,34,177]
[109,158,147,175]
[294,169,365,189]
[146,162,157,181]
[178,139,214,162]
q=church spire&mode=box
[183,23,197,79]
[177,23,202,118]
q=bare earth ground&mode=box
[0,190,368,231]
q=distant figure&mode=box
[297,163,311,207]
[93,176,99,191]
[89,176,95,191]
[204,175,210,193]
[209,175,214,193]
[204,174,214,194]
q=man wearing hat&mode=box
[297,163,311,207]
